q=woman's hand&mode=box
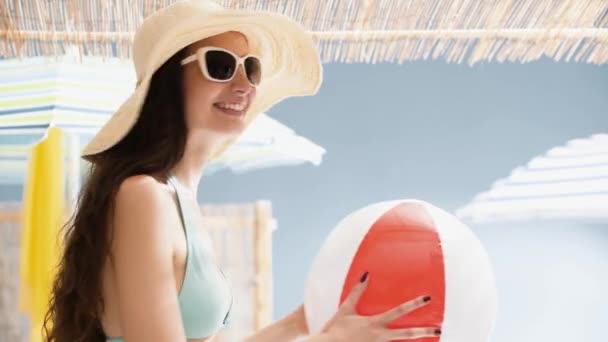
[306,273,441,342]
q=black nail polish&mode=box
[434,329,442,336]
[423,296,431,302]
[360,271,369,283]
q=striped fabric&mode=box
[0,56,132,184]
[0,57,325,184]
[456,134,608,223]
[0,56,133,144]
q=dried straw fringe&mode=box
[0,0,607,65]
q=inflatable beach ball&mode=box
[304,200,497,341]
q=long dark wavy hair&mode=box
[43,47,188,342]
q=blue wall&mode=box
[1,58,606,341]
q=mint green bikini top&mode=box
[106,174,233,341]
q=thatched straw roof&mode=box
[1,0,607,64]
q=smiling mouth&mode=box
[214,102,247,116]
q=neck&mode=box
[170,131,228,197]
[170,161,204,198]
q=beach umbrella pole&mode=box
[65,132,80,213]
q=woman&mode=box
[44,1,441,341]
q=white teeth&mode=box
[217,102,245,111]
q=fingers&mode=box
[340,271,370,313]
[385,327,442,340]
[372,295,431,325]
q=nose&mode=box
[230,65,253,95]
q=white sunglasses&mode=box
[181,46,262,86]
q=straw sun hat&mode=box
[82,0,322,157]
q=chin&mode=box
[190,106,248,138]
[207,121,246,139]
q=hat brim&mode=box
[82,9,322,157]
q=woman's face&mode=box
[181,31,257,141]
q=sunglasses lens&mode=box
[244,57,261,86]
[205,50,237,81]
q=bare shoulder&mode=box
[111,174,175,254]
[116,174,170,204]
[114,174,174,218]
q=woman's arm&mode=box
[243,305,309,342]
[111,175,187,341]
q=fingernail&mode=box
[360,271,369,283]
[434,329,442,336]
[423,296,431,302]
